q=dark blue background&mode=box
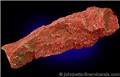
[1,1,120,77]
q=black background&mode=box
[1,1,120,77]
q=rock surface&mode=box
[2,6,119,69]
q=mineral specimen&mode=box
[2,6,119,69]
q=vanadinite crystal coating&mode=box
[2,6,119,69]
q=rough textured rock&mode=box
[2,6,119,69]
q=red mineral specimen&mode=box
[2,6,119,69]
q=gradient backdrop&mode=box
[1,1,120,77]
